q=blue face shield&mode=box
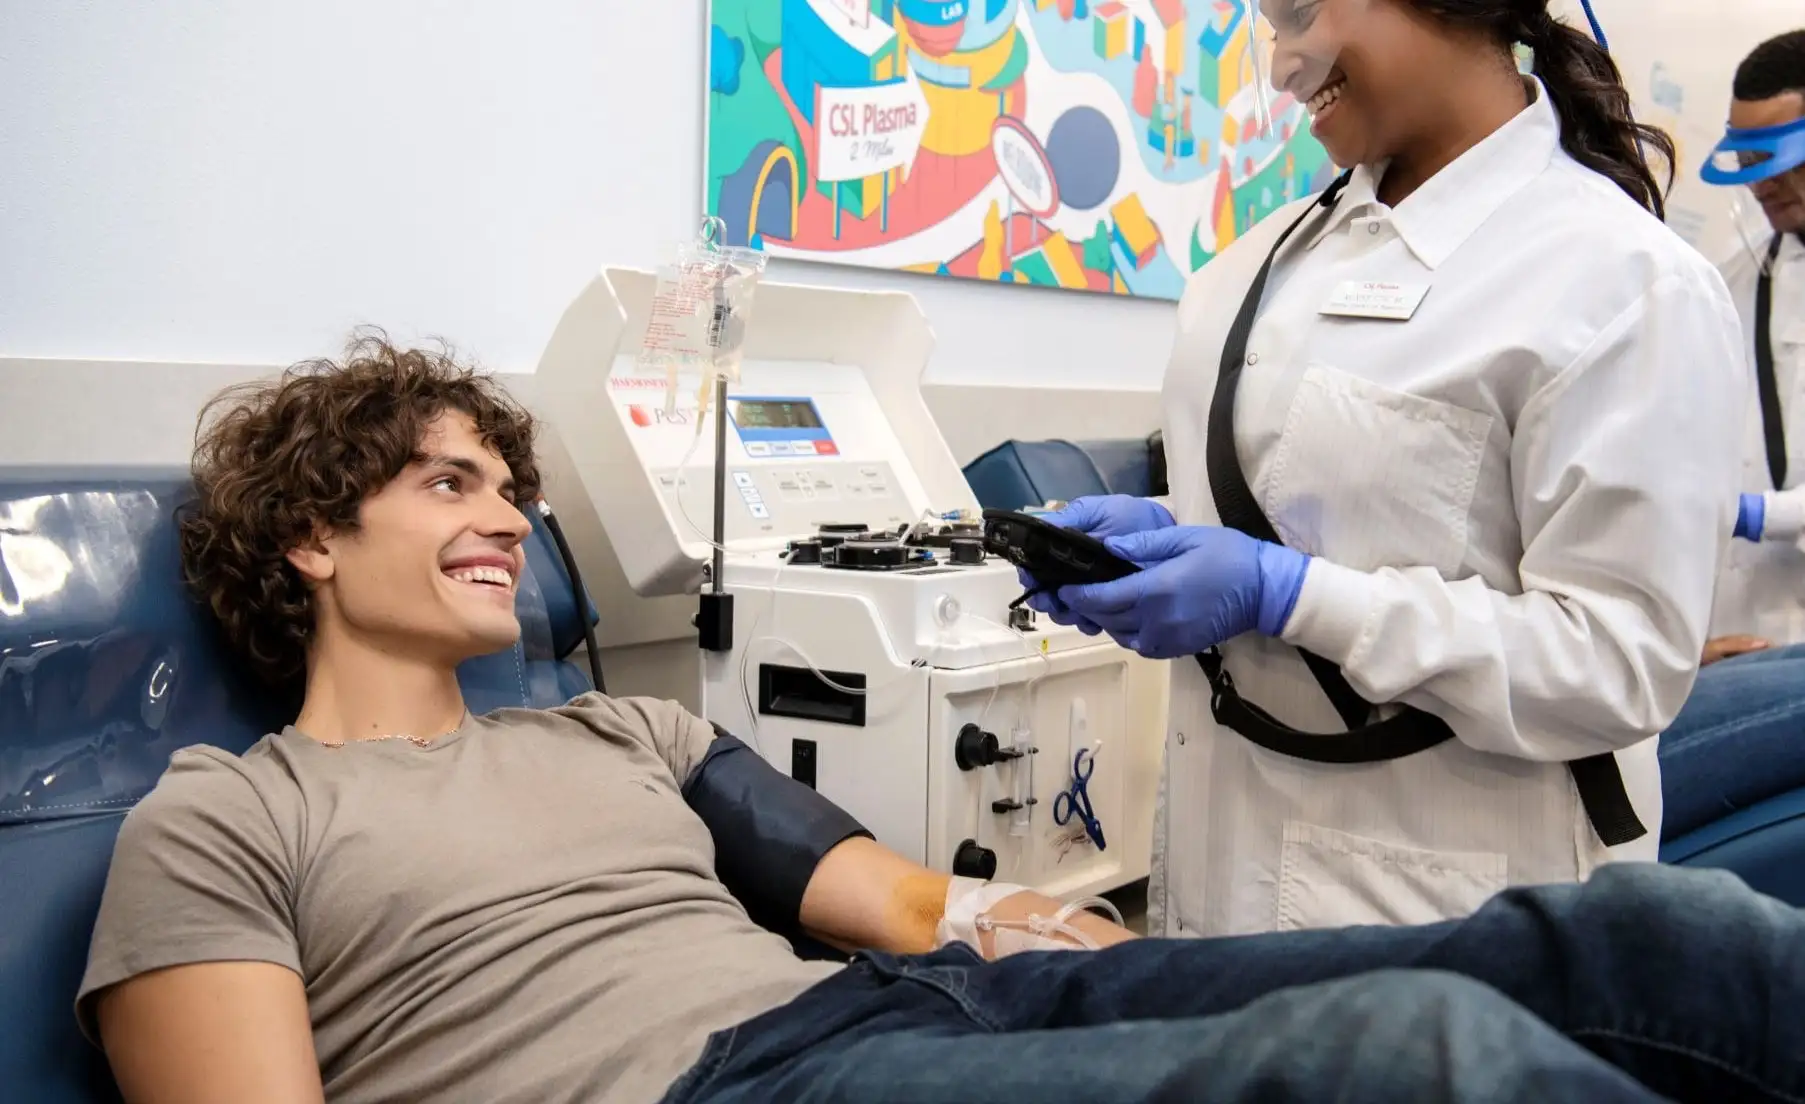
[1701,115,1805,188]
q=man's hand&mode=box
[1703,635,1771,665]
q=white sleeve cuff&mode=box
[1278,558,1382,667]
[1765,488,1805,543]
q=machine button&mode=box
[745,442,772,457]
[749,503,769,519]
[732,471,754,488]
[791,739,818,789]
[933,594,962,627]
[952,839,998,880]
[770,442,794,455]
[815,440,839,455]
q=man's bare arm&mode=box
[798,835,1138,957]
[96,962,324,1104]
[670,721,1135,956]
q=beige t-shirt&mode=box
[78,693,843,1104]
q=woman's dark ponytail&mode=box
[1521,10,1676,219]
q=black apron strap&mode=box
[1756,233,1787,489]
[1193,174,1646,849]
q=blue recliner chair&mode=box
[962,432,1166,513]
[963,436,1805,905]
[0,472,599,1103]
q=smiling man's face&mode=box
[288,410,532,667]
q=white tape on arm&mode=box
[935,878,1126,957]
[935,878,1031,951]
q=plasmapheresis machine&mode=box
[534,269,1161,900]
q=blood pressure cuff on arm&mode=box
[680,727,873,932]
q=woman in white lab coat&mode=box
[1028,0,1748,937]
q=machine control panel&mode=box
[606,356,935,554]
[650,460,915,542]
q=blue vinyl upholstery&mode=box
[1068,438,1156,499]
[963,439,1112,513]
[962,436,1165,514]
[0,474,596,1103]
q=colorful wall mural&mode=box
[705,0,1334,300]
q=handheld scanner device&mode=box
[1702,116,1805,187]
[980,509,1139,591]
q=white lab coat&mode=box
[1148,82,1746,939]
[1709,233,1805,643]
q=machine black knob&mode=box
[954,723,1022,771]
[786,539,822,565]
[948,537,984,565]
[952,838,997,880]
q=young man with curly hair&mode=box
[79,335,1805,1104]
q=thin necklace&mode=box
[319,733,436,749]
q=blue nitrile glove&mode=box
[1735,492,1766,541]
[1055,526,1311,659]
[1017,496,1176,632]
[1045,494,1176,540]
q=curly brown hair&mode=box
[179,331,541,689]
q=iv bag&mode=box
[638,217,768,421]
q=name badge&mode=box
[1320,280,1431,321]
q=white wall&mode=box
[0,0,1176,390]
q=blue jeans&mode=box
[662,863,1804,1103]
[1661,641,1805,840]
